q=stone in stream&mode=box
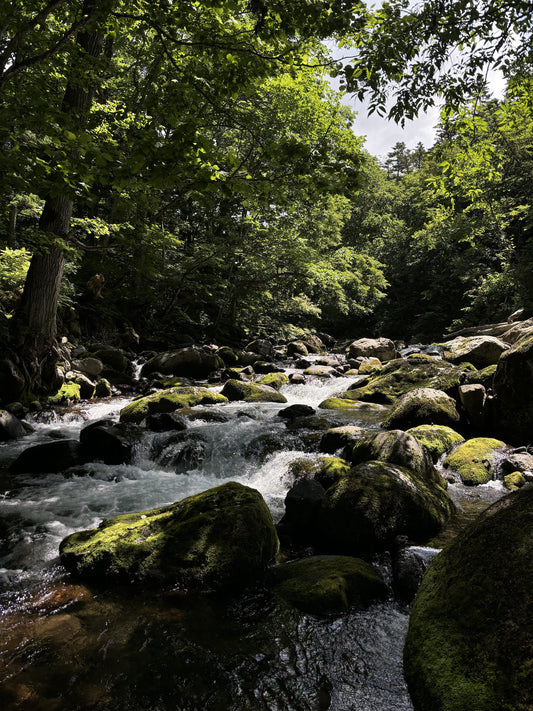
[441,334,509,368]
[277,404,316,420]
[0,409,28,441]
[442,437,508,485]
[80,420,141,465]
[347,337,397,362]
[406,425,465,463]
[10,439,85,474]
[383,387,461,431]
[404,487,533,711]
[141,346,224,379]
[59,482,279,591]
[220,379,287,403]
[270,555,388,615]
[119,386,228,424]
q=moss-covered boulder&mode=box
[443,437,507,485]
[141,347,223,379]
[357,357,382,374]
[287,456,351,490]
[318,461,455,554]
[256,372,289,390]
[442,335,509,368]
[465,363,497,389]
[318,397,378,411]
[406,425,465,463]
[303,365,338,377]
[492,332,533,443]
[49,381,81,404]
[270,555,388,615]
[344,360,463,405]
[119,387,228,424]
[383,388,460,430]
[220,379,287,403]
[216,346,239,365]
[59,482,279,591]
[404,487,533,711]
[320,425,364,457]
[351,430,441,486]
[503,471,526,490]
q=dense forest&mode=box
[1,0,532,392]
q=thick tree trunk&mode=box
[11,4,104,395]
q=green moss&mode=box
[406,353,435,364]
[383,387,460,430]
[404,488,533,711]
[49,381,81,403]
[270,555,388,615]
[466,363,498,388]
[344,360,463,405]
[319,397,365,410]
[358,357,382,374]
[119,387,228,423]
[503,471,526,490]
[407,425,465,463]
[220,379,287,403]
[443,437,507,486]
[59,482,279,590]
[257,372,289,390]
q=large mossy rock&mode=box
[270,555,388,615]
[383,388,460,430]
[119,387,228,424]
[318,461,455,554]
[220,379,287,403]
[442,437,507,485]
[59,482,279,591]
[256,372,289,390]
[404,487,533,711]
[492,332,533,443]
[406,425,465,463]
[141,347,224,379]
[344,360,463,405]
[442,335,509,368]
[351,430,441,486]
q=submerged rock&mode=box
[442,437,507,485]
[270,555,388,615]
[404,487,533,711]
[11,439,85,474]
[59,482,279,591]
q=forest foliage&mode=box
[1,0,533,356]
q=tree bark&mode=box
[11,3,104,395]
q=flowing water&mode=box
[0,366,504,710]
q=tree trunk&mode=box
[11,3,104,395]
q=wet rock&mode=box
[383,388,460,430]
[357,357,382,374]
[318,461,455,554]
[320,426,364,458]
[443,437,508,485]
[94,378,112,398]
[280,478,326,539]
[404,487,533,711]
[406,425,465,463]
[220,379,287,403]
[295,358,312,369]
[289,372,306,384]
[458,383,486,430]
[80,421,139,465]
[287,341,309,357]
[11,439,85,474]
[285,415,336,432]
[145,413,188,432]
[59,482,279,591]
[151,430,208,472]
[245,339,273,357]
[253,361,280,374]
[348,337,397,362]
[303,365,338,378]
[71,357,103,378]
[503,471,526,490]
[392,546,440,603]
[120,386,228,424]
[92,347,130,373]
[216,346,239,365]
[278,404,316,420]
[0,409,27,441]
[270,555,388,615]
[69,372,96,399]
[141,347,223,379]
[500,451,533,474]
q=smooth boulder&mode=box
[220,379,287,403]
[119,387,228,424]
[383,388,460,430]
[442,437,507,485]
[404,487,533,711]
[442,335,509,368]
[348,337,396,361]
[59,482,279,591]
[141,347,223,379]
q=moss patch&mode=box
[270,555,388,615]
[220,379,287,403]
[407,425,465,463]
[256,372,289,390]
[49,381,81,403]
[503,471,526,491]
[443,437,507,486]
[59,482,279,591]
[119,387,228,424]
[344,360,463,405]
[383,387,460,430]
